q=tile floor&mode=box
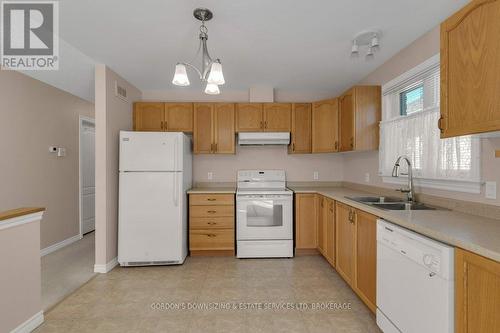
[42,232,96,310]
[36,255,381,333]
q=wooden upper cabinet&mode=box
[263,103,291,131]
[312,98,339,153]
[236,103,263,132]
[335,202,356,286]
[339,86,381,152]
[295,193,317,250]
[289,103,312,154]
[440,0,500,138]
[165,103,193,132]
[193,103,214,154]
[339,90,355,152]
[354,209,377,313]
[193,103,235,154]
[213,103,235,154]
[455,248,500,333]
[134,102,165,131]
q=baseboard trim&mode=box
[295,248,320,256]
[10,310,44,333]
[41,234,82,257]
[94,257,118,273]
[190,250,234,257]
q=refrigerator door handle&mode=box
[173,135,179,206]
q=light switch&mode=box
[313,171,319,180]
[365,173,370,183]
[207,172,213,180]
[57,147,66,157]
[485,181,497,200]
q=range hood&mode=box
[238,132,290,146]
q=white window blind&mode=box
[379,55,481,192]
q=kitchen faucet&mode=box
[392,155,415,202]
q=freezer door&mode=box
[118,172,184,263]
[119,131,184,171]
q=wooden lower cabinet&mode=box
[295,194,318,251]
[455,248,500,333]
[317,196,326,255]
[335,202,356,285]
[354,209,377,312]
[324,198,335,266]
[189,193,235,255]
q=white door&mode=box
[237,195,293,240]
[81,121,95,234]
[119,131,184,172]
[118,172,183,263]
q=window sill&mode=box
[381,176,481,194]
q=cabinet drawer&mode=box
[190,205,234,217]
[190,194,234,206]
[190,217,234,229]
[190,229,234,250]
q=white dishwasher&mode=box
[376,219,454,333]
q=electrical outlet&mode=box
[207,172,213,180]
[485,181,497,200]
[313,171,319,180]
[364,173,370,183]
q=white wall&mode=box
[94,65,142,267]
[194,145,344,183]
[0,70,94,249]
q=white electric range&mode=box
[236,170,294,258]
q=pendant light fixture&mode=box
[172,8,225,94]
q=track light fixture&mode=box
[351,30,382,60]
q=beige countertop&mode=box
[187,187,236,194]
[290,186,500,263]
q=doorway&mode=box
[79,116,95,236]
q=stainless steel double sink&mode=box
[345,196,437,211]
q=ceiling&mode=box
[58,0,468,99]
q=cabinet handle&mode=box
[207,234,216,238]
[207,198,217,201]
[260,121,263,129]
[265,121,268,129]
[164,121,168,131]
[334,141,338,150]
[211,143,215,153]
[215,143,218,152]
[207,222,217,225]
[160,121,164,130]
[438,116,445,133]
[350,137,354,149]
[292,142,295,151]
[207,210,217,214]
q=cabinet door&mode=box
[312,99,339,153]
[325,199,335,266]
[440,0,500,138]
[295,194,317,249]
[165,103,193,132]
[214,103,235,154]
[339,90,355,152]
[134,102,165,131]
[352,86,381,151]
[236,103,263,132]
[289,103,312,154]
[317,196,326,255]
[193,103,214,154]
[263,103,292,131]
[355,209,377,312]
[456,248,500,333]
[335,202,355,286]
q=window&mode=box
[400,85,423,115]
[379,55,481,193]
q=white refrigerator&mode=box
[118,131,192,266]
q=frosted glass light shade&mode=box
[204,83,220,95]
[172,64,190,86]
[207,62,225,85]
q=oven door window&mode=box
[246,200,283,227]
